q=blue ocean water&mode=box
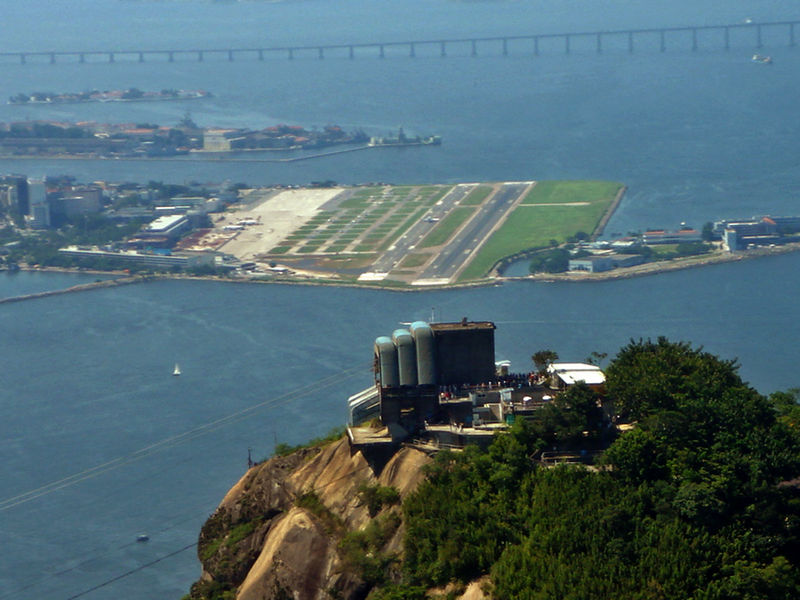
[0,271,114,299]
[1,1,800,598]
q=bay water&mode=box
[2,1,800,598]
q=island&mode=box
[0,118,440,160]
[8,87,211,105]
[0,117,378,158]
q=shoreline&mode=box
[0,144,394,164]
[591,185,626,241]
[6,242,800,300]
[501,241,800,283]
[8,96,209,106]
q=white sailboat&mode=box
[172,363,181,376]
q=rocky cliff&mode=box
[186,436,434,600]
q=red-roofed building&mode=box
[642,228,702,244]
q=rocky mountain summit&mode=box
[186,436,451,600]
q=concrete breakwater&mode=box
[591,185,627,241]
[0,275,143,304]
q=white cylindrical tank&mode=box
[392,329,418,386]
[410,321,436,385]
[374,336,399,388]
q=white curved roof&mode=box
[547,362,606,385]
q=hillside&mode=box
[186,339,800,600]
[185,436,436,600]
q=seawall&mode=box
[0,275,144,304]
[591,184,626,241]
[500,241,800,284]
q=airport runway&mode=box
[416,182,531,282]
[367,183,477,274]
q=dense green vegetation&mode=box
[527,247,572,273]
[0,217,145,268]
[386,339,800,599]
[648,241,712,259]
[272,426,347,458]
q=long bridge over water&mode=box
[3,20,798,65]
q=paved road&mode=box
[417,182,531,282]
[368,183,476,273]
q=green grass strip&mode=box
[339,197,371,209]
[419,206,475,248]
[521,180,622,205]
[398,252,432,268]
[427,189,448,204]
[460,185,494,206]
[378,206,431,251]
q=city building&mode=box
[27,177,49,228]
[641,228,703,245]
[722,219,779,251]
[58,246,215,269]
[720,215,800,251]
[352,319,496,439]
[568,255,616,273]
[202,129,242,152]
[48,187,103,223]
[0,174,29,214]
[124,214,192,249]
[348,320,609,454]
[568,253,644,273]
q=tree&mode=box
[604,337,743,421]
[675,241,710,257]
[531,349,559,374]
[585,350,607,365]
[602,426,667,481]
[533,382,605,447]
[123,88,144,99]
[396,339,800,600]
[770,388,800,432]
[529,248,571,273]
[627,243,654,258]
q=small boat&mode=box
[752,54,772,64]
[136,534,149,542]
[172,363,181,376]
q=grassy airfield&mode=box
[233,180,623,285]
